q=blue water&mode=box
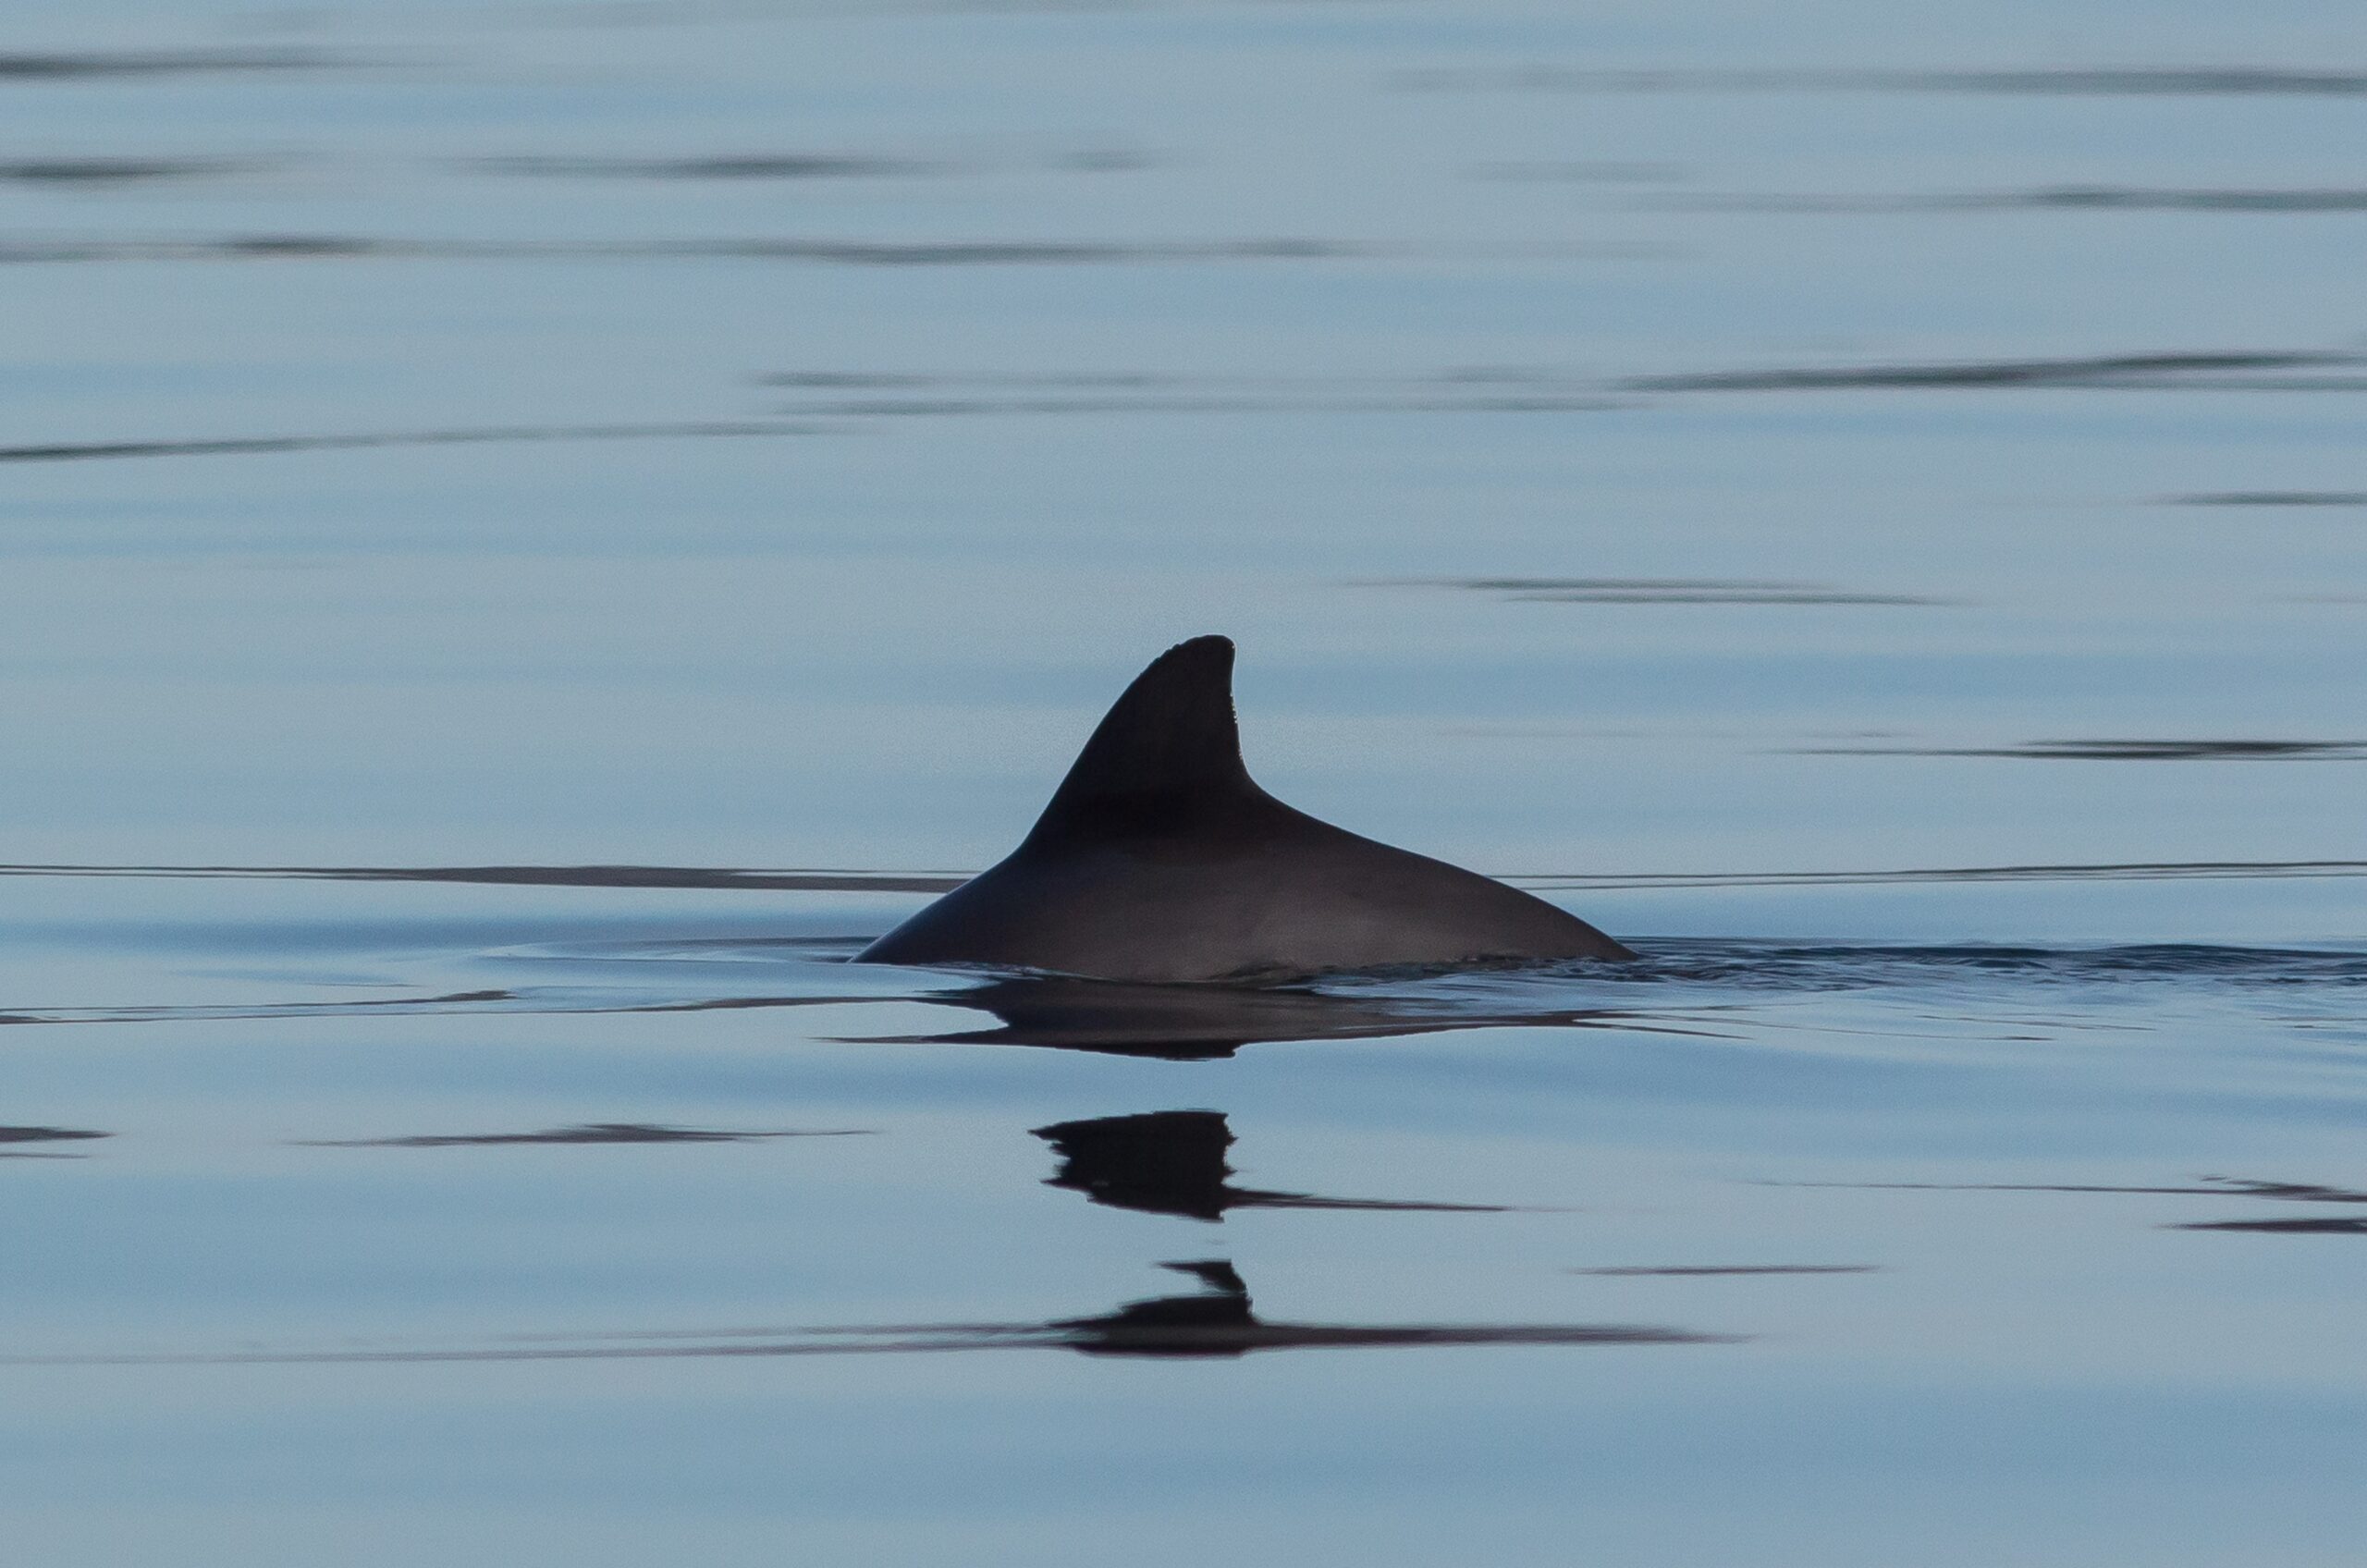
[3,0,2364,1562]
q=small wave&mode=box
[1571,1264,1879,1276]
[0,862,961,891]
[1283,943,2367,1018]
[0,48,343,79]
[1,1259,1724,1366]
[299,1123,871,1147]
[1370,576,1953,606]
[2167,491,2367,508]
[0,1125,109,1159]
[1658,189,2367,214]
[6,940,2356,1048]
[1624,350,2364,394]
[1392,66,2367,98]
[1585,940,2367,990]
[473,153,943,180]
[10,857,2363,893]
[0,423,818,465]
[0,156,261,185]
[1791,740,2367,762]
[2176,1217,2367,1234]
[759,368,1626,419]
[1516,860,2367,889]
[0,235,1363,267]
[0,986,887,1030]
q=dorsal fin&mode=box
[1025,635,1263,843]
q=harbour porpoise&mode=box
[855,635,1634,981]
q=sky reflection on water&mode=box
[2,0,2364,1562]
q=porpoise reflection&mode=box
[857,636,1632,981]
[1035,1109,1509,1219]
[1044,1261,1715,1359]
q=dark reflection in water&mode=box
[1035,1110,1506,1220]
[8,1260,1721,1366]
[0,1125,108,1159]
[303,1123,871,1147]
[1625,351,2363,393]
[1395,66,2367,97]
[1795,740,2367,761]
[849,974,1693,1059]
[0,423,816,466]
[1379,576,1950,606]
[1667,188,2367,214]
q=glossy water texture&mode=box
[3,1,2364,1563]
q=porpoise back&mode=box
[855,635,1633,982]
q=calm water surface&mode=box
[2,0,2363,1562]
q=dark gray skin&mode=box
[856,635,1634,982]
